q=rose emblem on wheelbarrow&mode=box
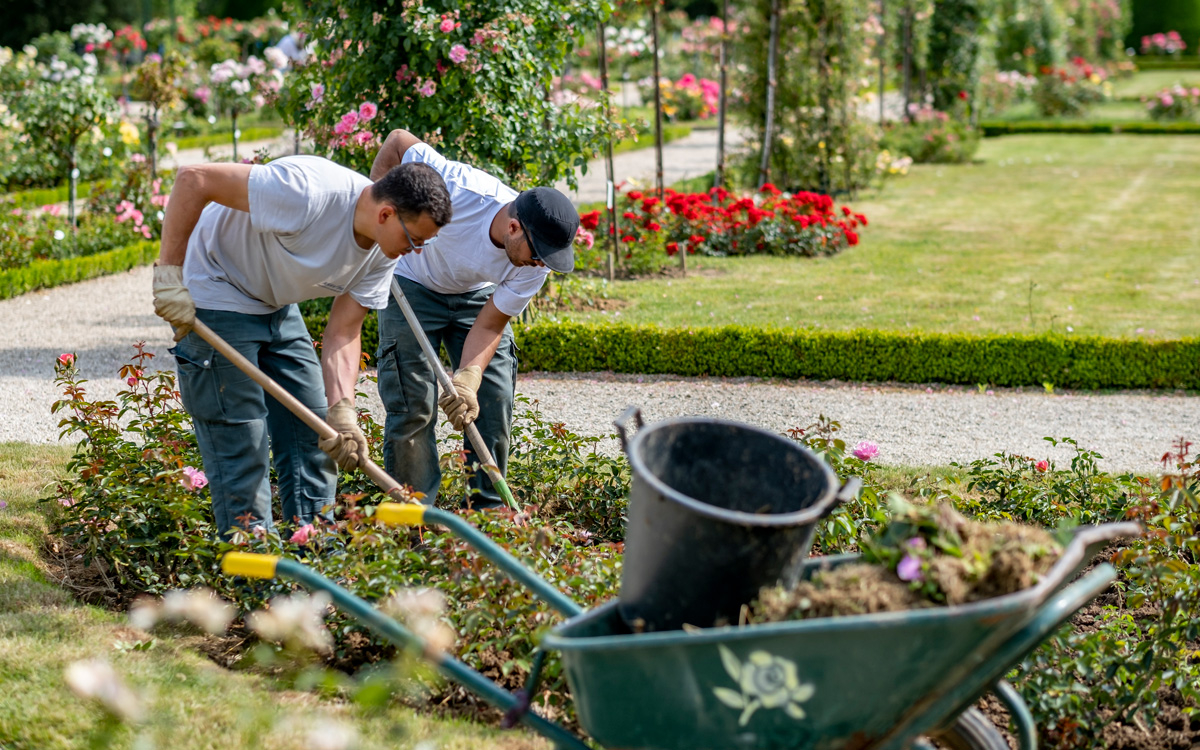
[713,646,816,726]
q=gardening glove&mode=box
[438,365,483,430]
[151,263,195,342]
[318,397,368,471]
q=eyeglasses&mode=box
[398,217,436,253]
[517,218,540,262]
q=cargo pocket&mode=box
[170,337,227,423]
[376,341,410,415]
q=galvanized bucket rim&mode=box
[623,415,840,528]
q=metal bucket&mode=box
[614,407,859,632]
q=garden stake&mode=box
[189,319,412,503]
[388,278,521,512]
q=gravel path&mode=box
[2,264,1196,475]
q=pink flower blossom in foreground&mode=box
[417,79,437,98]
[126,376,137,387]
[58,353,75,366]
[897,554,923,582]
[439,17,456,33]
[353,130,375,147]
[449,44,468,64]
[333,119,353,135]
[852,440,879,461]
[340,110,359,128]
[1034,459,1049,473]
[290,524,315,545]
[310,83,325,102]
[181,466,208,491]
[358,101,377,121]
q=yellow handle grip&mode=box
[221,552,280,579]
[375,502,428,526]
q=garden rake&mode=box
[388,278,520,512]
[189,319,418,505]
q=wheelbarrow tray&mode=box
[543,523,1135,750]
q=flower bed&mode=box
[1033,58,1110,117]
[574,185,866,275]
[1144,84,1200,121]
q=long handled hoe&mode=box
[388,278,520,512]
[190,319,415,504]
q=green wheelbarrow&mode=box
[222,503,1139,750]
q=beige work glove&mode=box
[318,398,368,471]
[152,263,195,341]
[438,366,483,430]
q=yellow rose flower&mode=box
[118,121,140,146]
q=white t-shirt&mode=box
[395,143,549,317]
[184,156,396,315]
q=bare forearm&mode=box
[322,293,370,405]
[321,330,363,405]
[158,170,210,265]
[460,325,503,372]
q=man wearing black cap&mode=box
[369,129,580,507]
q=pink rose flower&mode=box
[358,101,377,121]
[449,44,468,64]
[353,130,374,146]
[126,376,137,387]
[310,83,325,102]
[58,353,75,366]
[1034,460,1049,473]
[181,466,208,491]
[341,110,359,128]
[333,119,353,135]
[897,554,923,582]
[417,79,437,97]
[852,440,879,461]
[439,18,456,33]
[290,523,315,545]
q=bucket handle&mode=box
[613,405,645,454]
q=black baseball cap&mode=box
[513,187,579,274]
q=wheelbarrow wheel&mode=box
[928,707,1009,750]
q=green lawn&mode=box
[561,134,1200,340]
[1112,70,1200,99]
[0,444,550,750]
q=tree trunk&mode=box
[759,0,782,188]
[68,142,78,234]
[715,0,730,188]
[902,5,913,121]
[597,21,620,281]
[146,111,159,182]
[651,1,664,202]
[878,0,887,126]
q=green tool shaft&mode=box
[388,278,519,512]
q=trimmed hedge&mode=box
[300,316,1200,390]
[169,127,286,152]
[512,321,1200,390]
[981,120,1200,136]
[0,241,157,300]
[1135,58,1200,71]
[2,180,110,209]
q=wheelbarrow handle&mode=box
[219,552,591,750]
[189,319,411,504]
[389,279,520,512]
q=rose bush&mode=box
[1033,57,1110,117]
[280,0,621,188]
[1144,84,1200,121]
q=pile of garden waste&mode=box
[748,498,1063,623]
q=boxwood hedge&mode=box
[981,120,1200,137]
[0,240,157,300]
[301,315,1199,390]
